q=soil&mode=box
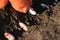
[0,0,60,40]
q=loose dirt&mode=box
[0,0,60,40]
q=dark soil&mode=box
[0,0,60,40]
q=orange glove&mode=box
[0,0,32,13]
[0,0,8,9]
[9,0,32,13]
